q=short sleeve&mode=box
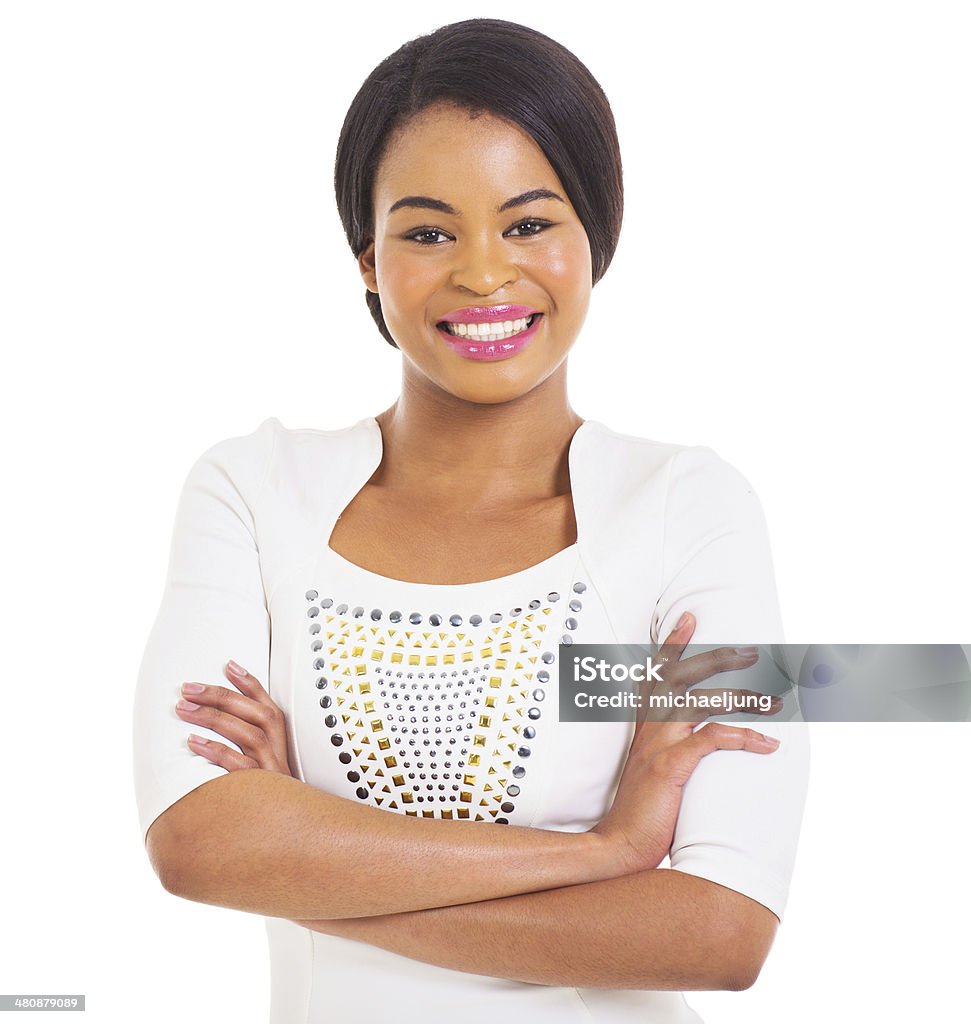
[653,446,810,921]
[652,446,785,647]
[132,419,277,845]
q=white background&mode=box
[2,1,968,1021]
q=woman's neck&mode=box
[373,364,582,512]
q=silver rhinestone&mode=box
[523,726,536,740]
[528,599,541,610]
[561,634,573,646]
[541,651,555,664]
[316,678,327,689]
[321,598,334,609]
[501,801,515,813]
[569,599,582,612]
[429,613,442,626]
[409,612,423,625]
[320,695,333,708]
[312,639,322,652]
[352,606,364,618]
[509,607,522,617]
[532,689,545,702]
[390,610,402,623]
[305,589,318,601]
[573,582,586,594]
[370,608,382,621]
[507,784,521,797]
[336,603,348,615]
[469,614,482,626]
[449,614,462,627]
[517,746,531,758]
[489,612,502,623]
[565,617,578,630]
[307,607,319,618]
[528,707,541,720]
[537,670,549,683]
[547,592,560,603]
[313,658,325,670]
[513,765,526,779]
[330,734,343,746]
[324,714,337,727]
[309,623,321,635]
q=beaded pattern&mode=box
[303,581,588,823]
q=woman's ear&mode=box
[358,243,378,294]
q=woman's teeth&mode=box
[442,316,534,341]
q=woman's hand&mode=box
[590,613,781,875]
[175,661,294,777]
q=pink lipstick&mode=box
[436,305,543,362]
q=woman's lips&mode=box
[436,313,543,362]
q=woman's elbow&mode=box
[714,904,778,991]
[145,812,188,896]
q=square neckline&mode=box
[322,416,592,592]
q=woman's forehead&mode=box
[374,104,567,214]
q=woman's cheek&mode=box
[376,256,434,326]
[538,236,593,304]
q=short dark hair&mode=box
[334,18,624,347]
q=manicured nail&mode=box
[676,613,691,630]
[761,735,781,747]
[177,699,200,711]
[188,734,208,744]
[228,660,246,676]
[733,646,759,658]
[182,682,204,694]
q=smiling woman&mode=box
[132,17,809,1024]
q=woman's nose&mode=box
[448,237,519,295]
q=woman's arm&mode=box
[293,867,777,991]
[146,768,620,920]
[152,637,779,921]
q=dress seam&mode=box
[654,448,680,644]
[573,987,599,1021]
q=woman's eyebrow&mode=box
[388,196,457,216]
[497,188,565,212]
[387,188,565,218]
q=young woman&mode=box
[133,19,808,1023]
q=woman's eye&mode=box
[405,228,451,245]
[506,219,551,237]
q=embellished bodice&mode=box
[287,543,620,830]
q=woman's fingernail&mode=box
[676,613,691,630]
[228,660,246,676]
[188,734,208,744]
[734,646,760,658]
[177,699,200,711]
[182,682,204,694]
[761,735,781,747]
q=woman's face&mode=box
[359,102,593,406]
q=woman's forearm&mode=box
[146,769,623,920]
[295,868,777,991]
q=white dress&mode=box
[132,416,809,1023]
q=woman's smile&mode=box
[358,102,593,405]
[436,305,544,361]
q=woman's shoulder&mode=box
[192,415,376,487]
[576,419,755,498]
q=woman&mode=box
[133,18,808,1023]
